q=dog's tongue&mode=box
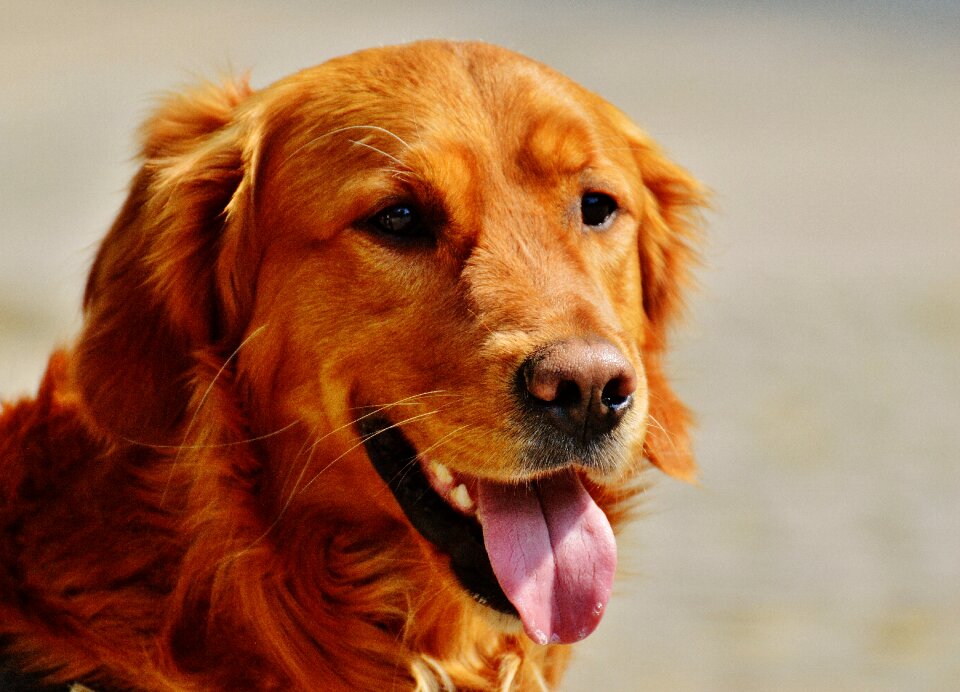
[476,471,616,645]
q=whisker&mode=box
[249,405,453,551]
[345,124,415,152]
[645,412,682,461]
[349,138,405,167]
[408,110,425,150]
[239,428,325,554]
[344,390,459,413]
[411,423,471,461]
[277,124,415,171]
[373,423,471,502]
[276,391,455,513]
[285,393,448,475]
[296,408,444,497]
[240,391,460,552]
[124,419,300,451]
[464,307,495,337]
[277,422,324,502]
[160,324,267,506]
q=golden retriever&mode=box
[0,40,703,691]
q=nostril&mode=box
[552,380,582,409]
[599,367,637,409]
[523,359,560,404]
[517,336,637,445]
[600,379,632,411]
[522,354,586,409]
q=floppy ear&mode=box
[72,78,258,443]
[636,136,704,482]
[613,117,705,482]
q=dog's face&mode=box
[73,41,702,650]
[250,45,651,476]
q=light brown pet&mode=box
[0,40,703,691]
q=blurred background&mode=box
[1,1,958,689]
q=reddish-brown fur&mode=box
[0,41,703,690]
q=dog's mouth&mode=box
[358,414,617,645]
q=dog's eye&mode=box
[370,204,423,237]
[580,193,618,229]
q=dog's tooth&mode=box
[450,483,474,511]
[429,461,454,486]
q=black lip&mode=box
[357,414,517,617]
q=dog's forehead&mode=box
[271,42,616,166]
[256,41,635,235]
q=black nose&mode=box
[519,336,637,442]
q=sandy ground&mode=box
[2,2,958,690]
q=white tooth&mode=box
[430,461,453,486]
[450,483,474,511]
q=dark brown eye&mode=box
[581,193,618,228]
[370,204,422,237]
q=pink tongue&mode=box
[476,471,616,645]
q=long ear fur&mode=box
[601,106,706,482]
[634,133,705,482]
[72,78,257,443]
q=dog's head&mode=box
[72,41,703,647]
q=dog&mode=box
[0,40,703,691]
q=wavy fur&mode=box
[0,41,703,690]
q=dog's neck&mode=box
[0,352,566,690]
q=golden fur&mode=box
[0,41,703,690]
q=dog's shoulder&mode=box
[1,351,99,504]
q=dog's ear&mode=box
[72,78,259,443]
[604,107,705,482]
[634,133,704,482]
